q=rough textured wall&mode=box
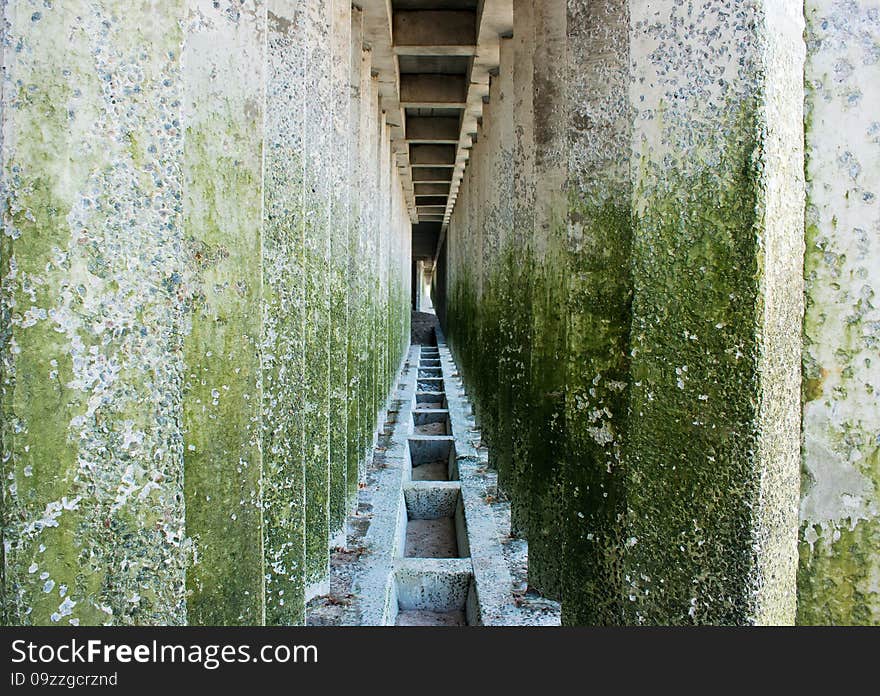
[2,0,412,625]
[798,0,880,625]
[624,0,804,624]
[561,0,632,626]
[302,0,332,596]
[1,0,189,625]
[262,0,307,626]
[182,0,266,627]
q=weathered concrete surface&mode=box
[798,0,880,625]
[1,0,412,625]
[505,0,535,539]
[1,0,190,626]
[561,0,632,626]
[183,0,266,626]
[302,0,332,598]
[328,0,352,545]
[624,0,805,624]
[261,0,308,626]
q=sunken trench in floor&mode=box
[307,326,560,626]
[395,344,477,626]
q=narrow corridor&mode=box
[307,320,560,626]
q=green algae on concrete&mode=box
[302,0,333,594]
[798,0,880,625]
[562,196,632,626]
[260,1,310,626]
[182,0,267,627]
[328,0,352,540]
[1,0,189,625]
[523,0,567,600]
[558,0,633,626]
[345,12,366,512]
[623,0,805,626]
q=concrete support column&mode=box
[303,0,333,598]
[492,38,517,502]
[328,0,352,545]
[798,0,880,625]
[183,0,268,626]
[346,7,365,511]
[560,0,633,625]
[523,0,569,599]
[261,0,308,625]
[624,0,805,624]
[1,0,192,626]
[507,0,536,537]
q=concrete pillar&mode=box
[475,71,502,450]
[492,38,517,501]
[303,0,332,597]
[1,0,190,626]
[798,0,880,625]
[624,0,805,624]
[261,0,309,625]
[346,8,365,511]
[507,0,536,538]
[559,0,633,625]
[328,0,352,544]
[356,54,376,482]
[183,0,267,626]
[524,0,569,599]
[364,73,381,466]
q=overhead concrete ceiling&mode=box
[361,1,512,255]
[391,0,512,241]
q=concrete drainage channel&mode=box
[354,342,517,625]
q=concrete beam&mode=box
[406,116,461,143]
[415,182,451,196]
[414,196,449,206]
[410,144,457,166]
[441,0,513,228]
[399,74,468,107]
[392,10,476,48]
[411,167,454,183]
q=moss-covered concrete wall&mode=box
[625,0,805,626]
[1,0,411,625]
[446,0,633,620]
[798,0,880,625]
[1,0,190,627]
[183,0,266,627]
[441,0,808,625]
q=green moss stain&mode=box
[623,113,764,624]
[2,1,188,625]
[181,6,267,625]
[561,197,632,626]
[525,204,567,599]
